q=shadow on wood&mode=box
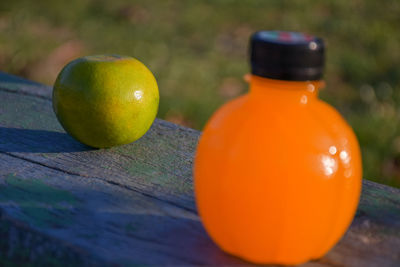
[0,127,91,153]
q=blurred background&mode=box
[0,0,399,188]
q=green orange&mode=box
[52,55,159,148]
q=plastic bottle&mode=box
[194,31,362,265]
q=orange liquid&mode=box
[194,75,362,265]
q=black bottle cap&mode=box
[250,31,325,81]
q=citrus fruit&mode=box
[52,55,159,148]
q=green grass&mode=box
[0,0,399,187]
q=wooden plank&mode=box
[0,71,399,266]
[0,153,241,265]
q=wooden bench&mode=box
[0,71,399,266]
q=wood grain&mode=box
[0,71,399,266]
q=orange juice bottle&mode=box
[194,31,362,265]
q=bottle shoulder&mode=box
[202,96,358,150]
[206,94,350,129]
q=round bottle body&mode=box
[194,76,362,265]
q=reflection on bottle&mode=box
[321,155,337,177]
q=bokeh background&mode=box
[1,0,399,187]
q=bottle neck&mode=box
[249,75,324,104]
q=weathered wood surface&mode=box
[0,71,399,266]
